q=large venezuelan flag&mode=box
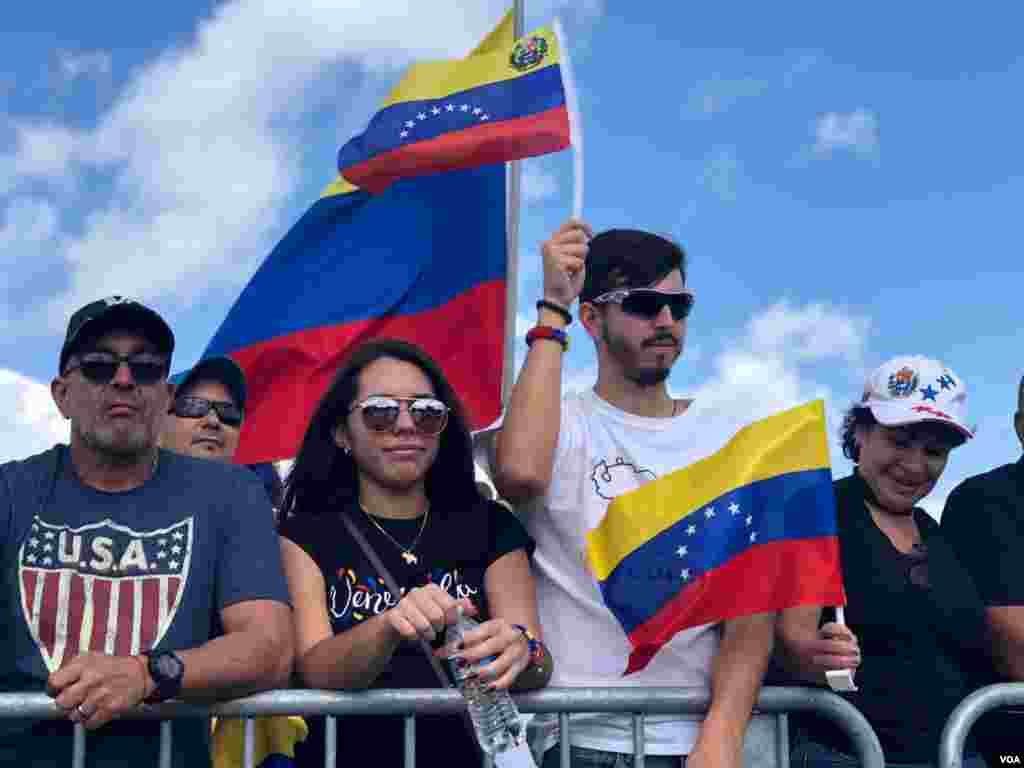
[337,20,570,193]
[585,401,846,675]
[200,164,505,465]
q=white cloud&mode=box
[681,301,871,454]
[0,198,59,257]
[56,50,112,83]
[699,146,739,203]
[813,109,879,157]
[0,370,69,463]
[0,0,596,332]
[10,123,79,181]
[521,162,560,204]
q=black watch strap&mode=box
[143,650,184,703]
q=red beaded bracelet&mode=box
[526,325,569,351]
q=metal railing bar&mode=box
[939,683,1024,768]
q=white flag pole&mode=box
[553,18,584,220]
[501,0,526,406]
[825,605,858,692]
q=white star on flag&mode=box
[417,113,427,120]
[26,554,37,564]
[44,531,55,540]
[704,507,715,519]
[158,538,167,546]
[400,131,408,138]
[729,503,741,515]
[460,104,470,111]
[445,103,455,111]
[169,560,180,570]
[173,532,184,540]
[472,107,482,115]
[480,114,490,121]
[171,545,182,555]
[680,569,690,581]
[43,543,52,553]
[404,120,415,129]
[750,531,758,542]
[431,106,441,115]
[746,515,753,526]
[686,524,697,536]
[675,545,687,558]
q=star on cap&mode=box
[937,374,956,390]
[920,385,939,402]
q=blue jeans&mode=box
[541,744,686,768]
[791,740,988,768]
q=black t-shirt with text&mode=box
[279,498,533,768]
[796,473,991,763]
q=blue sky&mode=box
[2,1,1022,514]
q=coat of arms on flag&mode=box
[18,515,194,672]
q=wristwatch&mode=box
[142,650,185,703]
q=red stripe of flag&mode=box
[625,537,844,675]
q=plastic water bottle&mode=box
[446,607,525,755]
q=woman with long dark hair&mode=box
[278,338,551,767]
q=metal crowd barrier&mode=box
[940,683,1024,768]
[0,686,884,768]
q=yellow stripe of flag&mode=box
[381,25,561,108]
[586,400,831,581]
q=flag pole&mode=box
[502,0,526,406]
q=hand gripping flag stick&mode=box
[825,605,858,692]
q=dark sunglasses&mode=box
[169,395,244,427]
[349,396,449,435]
[590,288,695,321]
[64,353,168,386]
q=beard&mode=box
[602,324,677,387]
[77,420,153,462]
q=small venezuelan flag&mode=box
[586,400,846,675]
[337,14,571,193]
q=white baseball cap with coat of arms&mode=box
[860,354,974,439]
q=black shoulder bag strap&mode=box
[337,511,485,758]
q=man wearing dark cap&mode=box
[163,356,247,463]
[0,296,293,767]
[494,222,774,768]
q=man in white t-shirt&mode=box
[493,221,775,768]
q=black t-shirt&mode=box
[279,498,533,768]
[795,473,991,762]
[941,457,1024,760]
[942,457,1024,608]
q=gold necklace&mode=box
[359,503,429,565]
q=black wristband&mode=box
[536,299,572,325]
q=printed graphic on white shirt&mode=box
[590,457,656,500]
[18,515,194,672]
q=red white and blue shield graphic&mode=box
[18,515,194,672]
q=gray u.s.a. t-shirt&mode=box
[0,445,290,768]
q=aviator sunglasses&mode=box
[169,395,244,427]
[349,396,449,435]
[64,352,168,386]
[590,288,695,321]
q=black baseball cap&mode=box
[580,229,687,303]
[60,297,175,373]
[173,356,248,413]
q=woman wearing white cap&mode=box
[776,356,992,767]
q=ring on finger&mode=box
[76,704,92,718]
